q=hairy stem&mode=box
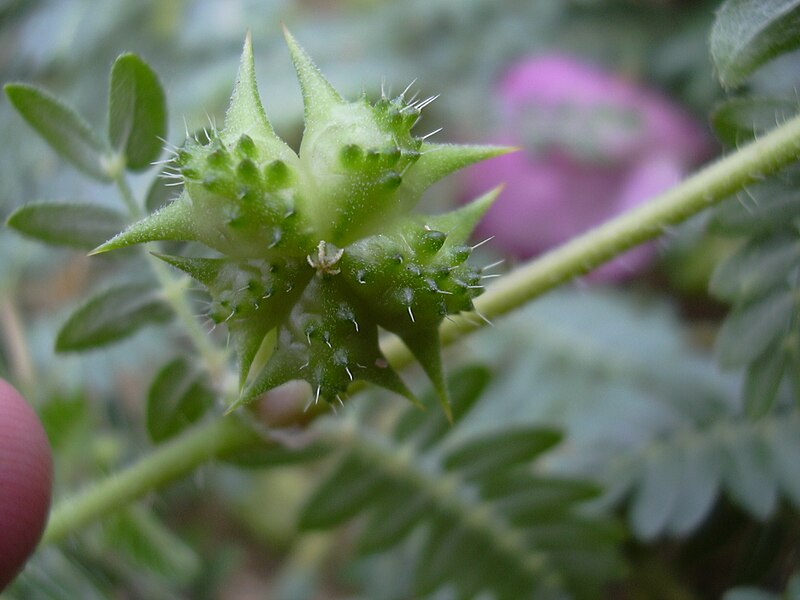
[42,415,261,545]
[114,175,230,385]
[43,110,800,543]
[385,112,800,362]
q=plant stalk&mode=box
[43,110,800,544]
[42,415,260,545]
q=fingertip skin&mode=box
[0,379,53,592]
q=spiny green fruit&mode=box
[92,29,511,418]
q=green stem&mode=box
[114,173,144,219]
[113,175,230,385]
[384,112,800,362]
[42,416,261,545]
[44,110,800,544]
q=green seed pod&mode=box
[91,29,512,418]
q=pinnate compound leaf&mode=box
[146,357,215,443]
[710,0,800,88]
[4,83,111,181]
[6,202,127,249]
[711,97,799,147]
[56,282,172,352]
[108,54,167,171]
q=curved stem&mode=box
[43,110,800,544]
[42,415,260,545]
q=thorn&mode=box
[224,309,235,323]
[399,233,413,252]
[303,396,314,412]
[345,366,353,381]
[315,385,321,405]
[400,78,417,99]
[436,289,453,295]
[481,274,502,279]
[157,136,179,152]
[474,308,493,326]
[182,116,190,138]
[481,259,505,272]
[299,361,309,370]
[420,127,443,141]
[467,285,484,289]
[337,395,345,407]
[352,319,359,332]
[471,236,495,250]
[415,94,440,110]
[407,305,415,323]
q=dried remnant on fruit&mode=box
[92,29,510,417]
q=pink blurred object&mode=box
[466,55,712,280]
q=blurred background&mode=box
[2,1,799,599]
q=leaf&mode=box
[108,53,167,170]
[710,0,800,88]
[665,439,721,536]
[4,83,111,181]
[709,235,800,303]
[482,472,602,524]
[103,506,200,584]
[357,492,431,554]
[393,364,491,450]
[714,290,795,368]
[55,282,172,352]
[743,345,788,418]
[442,426,562,480]
[723,588,779,600]
[629,446,683,540]
[766,418,800,507]
[219,440,327,468]
[721,428,778,519]
[711,97,799,147]
[298,453,392,530]
[146,357,215,443]
[413,514,470,597]
[711,173,800,236]
[6,202,127,250]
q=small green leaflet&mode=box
[108,53,167,171]
[56,282,173,352]
[4,83,112,181]
[6,202,127,250]
[710,0,800,88]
